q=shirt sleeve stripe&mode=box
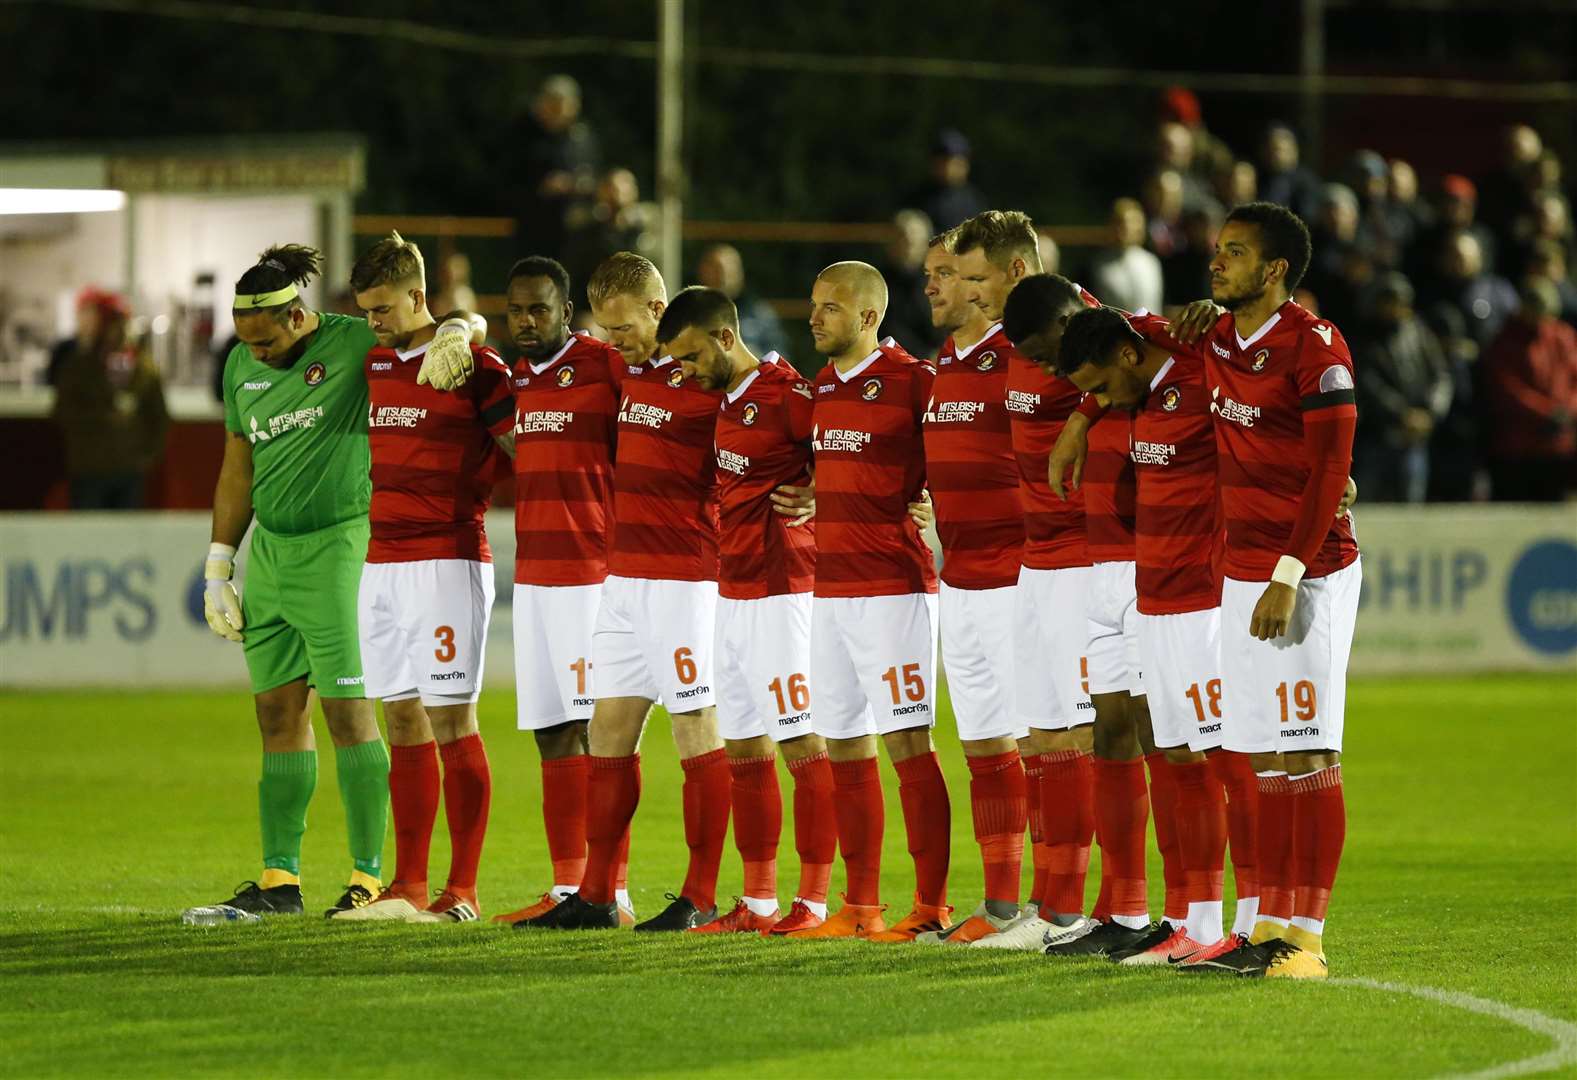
[1300,389,1357,411]
[481,399,515,426]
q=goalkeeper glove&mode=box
[203,542,245,642]
[417,318,476,391]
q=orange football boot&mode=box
[865,902,952,943]
[763,899,826,937]
[492,892,561,925]
[789,895,887,939]
[688,899,779,934]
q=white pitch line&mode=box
[1329,977,1577,1079]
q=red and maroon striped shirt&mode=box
[1080,400,1137,564]
[366,340,515,564]
[925,325,1025,589]
[1006,354,1089,571]
[1127,316,1221,615]
[608,354,722,582]
[714,354,816,600]
[1205,301,1359,580]
[509,332,625,586]
[812,340,938,599]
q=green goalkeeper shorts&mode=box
[240,516,369,699]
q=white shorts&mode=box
[1219,559,1362,754]
[592,575,717,713]
[1086,559,1143,696]
[811,593,939,740]
[1014,565,1096,732]
[715,593,814,743]
[1138,608,1225,753]
[940,582,1023,742]
[513,582,602,730]
[357,559,493,705]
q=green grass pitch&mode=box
[2,673,1574,1078]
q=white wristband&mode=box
[1271,555,1306,589]
[208,542,237,562]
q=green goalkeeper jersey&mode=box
[222,312,376,536]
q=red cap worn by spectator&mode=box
[1160,86,1202,129]
[1441,174,1477,203]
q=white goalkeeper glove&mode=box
[203,542,244,643]
[417,318,476,391]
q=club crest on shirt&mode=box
[742,402,759,425]
[1160,385,1182,411]
[667,367,685,388]
[556,365,576,388]
[1251,348,1270,372]
[975,351,997,372]
[861,377,884,401]
[303,361,326,386]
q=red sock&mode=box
[1255,773,1295,924]
[389,741,440,888]
[439,734,491,894]
[831,756,884,906]
[613,826,631,897]
[1023,752,1050,907]
[1291,766,1345,923]
[895,751,952,909]
[1171,759,1227,911]
[1093,757,1149,919]
[580,754,641,905]
[1209,750,1259,901]
[786,752,836,905]
[1038,749,1094,919]
[680,749,731,911]
[729,754,781,903]
[1146,753,1187,923]
[540,755,588,888]
[966,751,1027,904]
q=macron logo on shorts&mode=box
[335,676,364,686]
[430,671,467,682]
[673,684,711,700]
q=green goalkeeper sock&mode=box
[259,750,318,874]
[335,738,390,878]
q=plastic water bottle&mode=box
[181,905,260,926]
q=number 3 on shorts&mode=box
[434,625,456,663]
[673,647,697,686]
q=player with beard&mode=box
[1184,203,1360,979]
[333,233,514,923]
[908,212,1038,945]
[489,256,638,927]
[794,262,951,941]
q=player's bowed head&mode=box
[809,261,888,366]
[656,286,749,393]
[1054,305,1161,413]
[588,251,668,367]
[350,230,431,351]
[953,209,1043,322]
[231,244,325,368]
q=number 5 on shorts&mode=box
[881,663,925,704]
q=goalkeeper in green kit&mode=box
[183,245,484,923]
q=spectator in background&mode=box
[46,287,105,386]
[1346,150,1403,268]
[1157,85,1233,191]
[430,252,477,318]
[505,74,599,260]
[1510,191,1572,278]
[877,209,941,358]
[1354,273,1453,503]
[1258,123,1322,221]
[906,129,987,231]
[1153,120,1217,214]
[1477,124,1544,252]
[1161,204,1219,308]
[51,293,168,509]
[1422,230,1518,501]
[1036,230,1061,276]
[1142,168,1186,256]
[563,167,657,294]
[1413,175,1498,287]
[1482,276,1577,501]
[695,243,790,360]
[1305,183,1372,330]
[1214,158,1257,210]
[1087,197,1163,315]
[1383,157,1430,259]
[1524,240,1577,329]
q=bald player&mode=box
[795,262,952,941]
